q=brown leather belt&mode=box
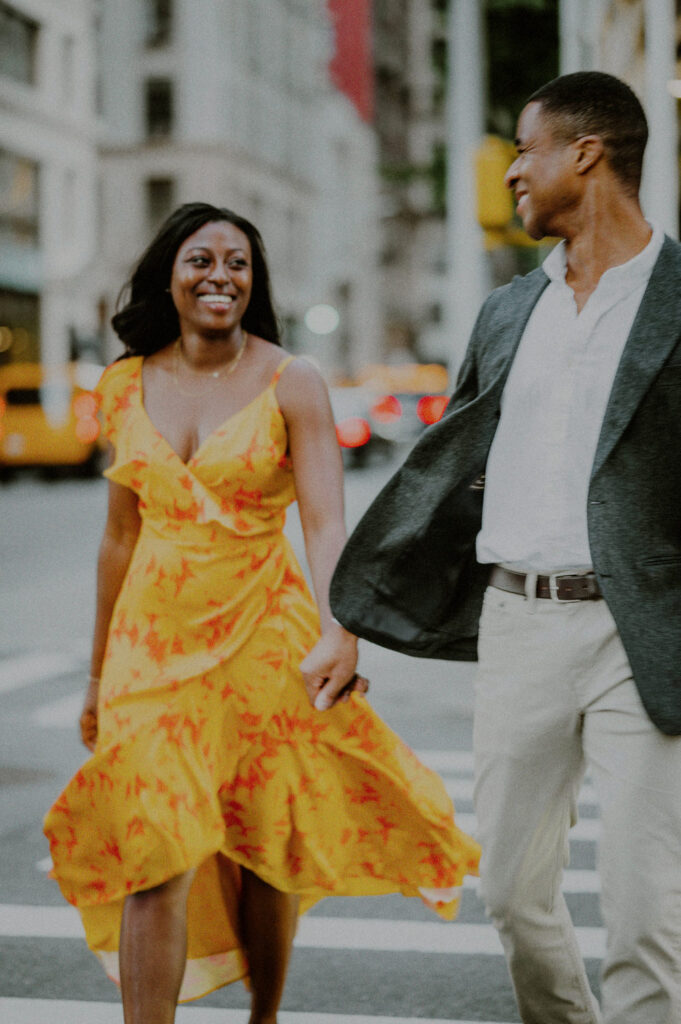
[489,565,602,602]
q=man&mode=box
[330,72,681,1024]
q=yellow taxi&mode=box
[0,361,104,477]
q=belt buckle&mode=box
[548,572,583,603]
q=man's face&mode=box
[504,101,580,240]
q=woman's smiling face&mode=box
[169,221,253,336]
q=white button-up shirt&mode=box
[476,224,664,573]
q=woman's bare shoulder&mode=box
[275,355,332,426]
[246,338,322,388]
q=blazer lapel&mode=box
[591,237,681,479]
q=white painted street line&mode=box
[444,776,598,808]
[0,1000,513,1024]
[463,869,600,895]
[0,904,85,939]
[0,904,606,958]
[0,651,82,695]
[417,750,595,797]
[31,690,82,728]
[455,812,599,844]
[33,857,601,894]
[415,750,475,773]
[298,916,606,958]
[559,869,601,893]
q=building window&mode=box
[0,149,40,246]
[0,289,40,364]
[146,177,175,230]
[61,34,75,104]
[145,0,172,47]
[62,168,77,240]
[0,1,38,85]
[145,78,173,138]
[245,2,260,73]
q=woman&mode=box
[44,202,480,1024]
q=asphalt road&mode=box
[0,454,604,1023]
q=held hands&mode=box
[300,622,369,711]
[79,675,99,751]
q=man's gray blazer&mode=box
[331,236,681,735]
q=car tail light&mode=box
[73,392,98,418]
[73,390,101,443]
[416,394,448,425]
[370,394,402,424]
[75,416,101,443]
[336,417,371,448]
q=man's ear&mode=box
[573,135,605,175]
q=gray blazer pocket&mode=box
[638,554,681,567]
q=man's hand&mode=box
[300,623,368,711]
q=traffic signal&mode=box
[474,134,547,248]
[475,135,515,229]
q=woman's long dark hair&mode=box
[111,202,281,355]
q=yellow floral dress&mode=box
[44,354,480,1001]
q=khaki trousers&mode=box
[473,584,681,1024]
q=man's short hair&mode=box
[528,71,648,195]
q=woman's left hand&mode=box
[300,623,368,711]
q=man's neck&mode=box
[561,195,652,311]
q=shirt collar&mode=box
[542,222,664,291]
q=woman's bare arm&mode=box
[277,359,365,710]
[81,464,141,750]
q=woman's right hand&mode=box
[79,676,99,751]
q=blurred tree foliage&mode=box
[486,0,559,137]
[426,0,559,213]
[378,1,559,216]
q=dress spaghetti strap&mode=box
[271,355,296,386]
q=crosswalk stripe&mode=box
[299,916,606,957]
[0,1000,514,1024]
[464,869,600,894]
[33,856,602,893]
[417,751,596,799]
[32,856,602,894]
[0,652,82,695]
[415,750,475,773]
[443,775,599,808]
[455,811,600,843]
[0,904,606,958]
[31,690,82,727]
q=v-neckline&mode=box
[136,358,279,467]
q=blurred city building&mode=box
[561,0,646,86]
[374,0,680,367]
[559,0,679,238]
[0,0,380,377]
[95,0,380,375]
[0,0,99,367]
[372,0,449,364]
[2,0,679,381]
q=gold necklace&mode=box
[173,333,248,394]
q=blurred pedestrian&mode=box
[43,203,479,1024]
[331,72,681,1024]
